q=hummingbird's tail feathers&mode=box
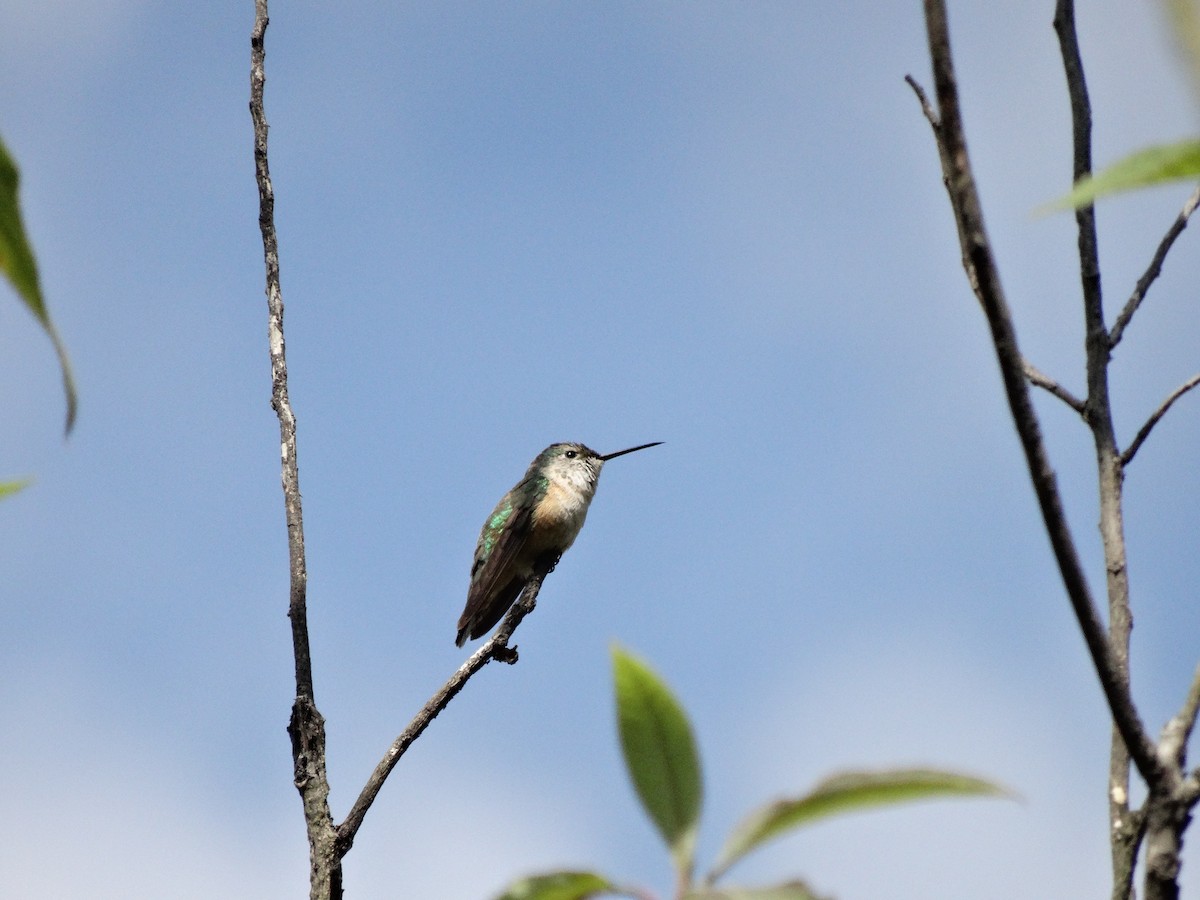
[455,576,525,646]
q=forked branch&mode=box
[909,0,1159,785]
[912,4,1200,899]
[252,7,554,889]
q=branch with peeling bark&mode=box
[252,3,341,897]
[251,7,550,897]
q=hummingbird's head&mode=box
[537,443,605,493]
[535,441,663,493]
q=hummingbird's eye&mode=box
[564,450,577,459]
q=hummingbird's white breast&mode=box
[531,461,601,552]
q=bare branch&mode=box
[1183,772,1200,806]
[907,74,1087,423]
[252,5,340,897]
[905,73,937,127]
[1159,665,1200,772]
[251,4,311,693]
[1052,0,1113,436]
[1181,668,1200,759]
[1109,804,1148,900]
[1143,796,1190,900]
[254,0,558,869]
[913,0,1160,786]
[1050,7,1151,897]
[1053,0,1105,346]
[1024,359,1087,415]
[1121,373,1200,467]
[336,575,547,854]
[1143,668,1200,900]
[1111,187,1200,349]
[906,74,985,305]
[252,0,316,709]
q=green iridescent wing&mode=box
[456,475,543,644]
[471,495,529,589]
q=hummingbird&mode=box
[455,441,662,646]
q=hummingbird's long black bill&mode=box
[600,441,663,461]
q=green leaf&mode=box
[0,138,42,314]
[685,881,828,900]
[612,644,703,881]
[711,768,1010,880]
[0,478,31,500]
[0,135,78,434]
[493,870,622,900]
[1046,139,1200,211]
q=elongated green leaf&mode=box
[0,135,77,434]
[493,870,621,900]
[0,478,31,500]
[1047,139,1200,211]
[685,881,827,900]
[711,768,1010,880]
[612,644,703,880]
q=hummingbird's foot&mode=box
[493,644,519,665]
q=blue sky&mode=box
[2,2,1198,897]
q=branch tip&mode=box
[1121,373,1200,467]
[1111,186,1200,349]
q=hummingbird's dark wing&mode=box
[455,492,534,646]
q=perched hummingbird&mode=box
[455,441,662,646]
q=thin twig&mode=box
[252,5,340,898]
[1111,187,1200,349]
[908,74,1087,422]
[336,575,546,853]
[1122,373,1200,467]
[912,0,1160,787]
[906,75,983,305]
[1144,668,1200,897]
[1159,665,1200,771]
[1181,668,1200,758]
[906,73,937,126]
[1053,0,1105,352]
[1024,360,1087,415]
